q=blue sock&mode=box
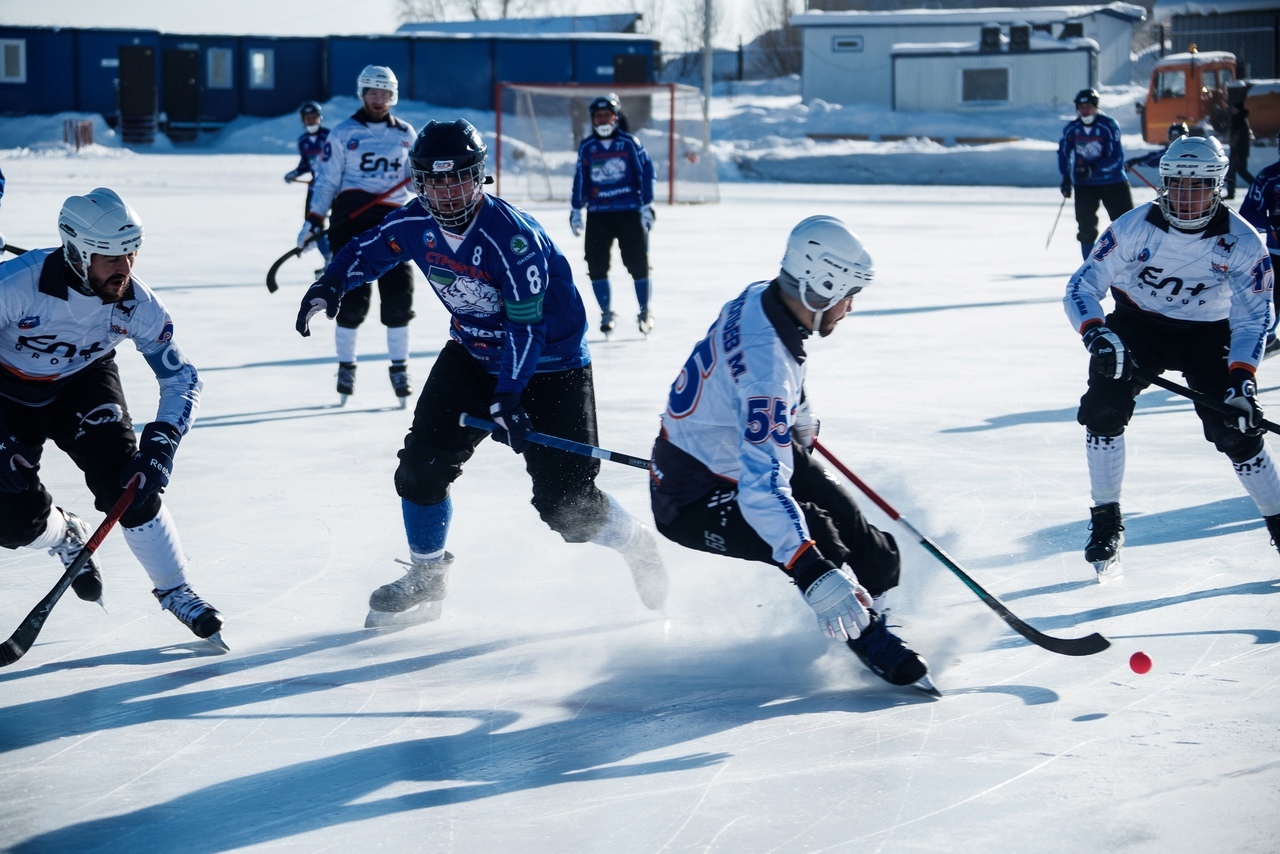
[633,278,650,313]
[591,279,611,313]
[1080,242,1092,261]
[402,497,451,557]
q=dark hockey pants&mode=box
[584,209,649,282]
[328,194,414,329]
[1075,181,1134,249]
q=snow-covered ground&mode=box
[0,89,1278,852]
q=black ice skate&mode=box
[366,552,454,628]
[1085,502,1124,579]
[336,361,357,406]
[619,525,668,611]
[846,613,938,697]
[154,583,228,651]
[48,508,104,606]
[389,364,412,409]
[1265,514,1280,557]
[600,311,616,337]
[1265,336,1280,360]
[637,309,655,336]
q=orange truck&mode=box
[1137,46,1280,143]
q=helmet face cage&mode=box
[1074,88,1100,108]
[410,121,489,229]
[588,94,620,137]
[779,216,874,315]
[1158,136,1228,229]
[357,65,398,106]
[57,188,144,282]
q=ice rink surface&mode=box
[0,154,1277,852]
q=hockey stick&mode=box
[0,474,141,667]
[1126,162,1159,192]
[266,177,411,293]
[812,440,1111,657]
[1135,367,1280,435]
[459,413,652,470]
[2,242,28,256]
[1046,194,1067,250]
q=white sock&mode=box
[386,325,410,363]
[335,326,359,364]
[590,493,642,551]
[1086,431,1125,505]
[25,510,67,551]
[1233,444,1280,517]
[123,504,188,591]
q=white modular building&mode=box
[792,4,1146,108]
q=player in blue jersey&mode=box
[284,101,332,276]
[1239,138,1280,354]
[295,118,666,628]
[1059,88,1133,261]
[1125,121,1189,172]
[569,93,656,336]
[649,215,934,695]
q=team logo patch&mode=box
[388,236,403,254]
[17,315,39,330]
[156,322,174,344]
[426,265,501,315]
[424,230,436,249]
[110,323,128,335]
[347,139,360,151]
[509,235,530,255]
[1138,248,1150,263]
[432,159,455,172]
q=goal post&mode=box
[494,82,719,206]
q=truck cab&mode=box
[1138,47,1236,143]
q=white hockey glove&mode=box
[791,399,820,450]
[803,566,872,641]
[297,220,324,251]
[640,203,655,232]
[1081,325,1131,381]
[569,208,584,237]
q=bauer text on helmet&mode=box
[58,188,144,283]
[410,120,490,230]
[357,65,398,105]
[1158,135,1228,230]
[779,215,874,314]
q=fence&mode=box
[62,119,94,151]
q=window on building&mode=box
[248,48,274,89]
[0,39,26,84]
[208,48,233,89]
[961,67,1009,103]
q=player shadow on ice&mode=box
[9,637,940,852]
[192,401,404,427]
[941,383,1227,434]
[860,295,1060,319]
[197,348,441,375]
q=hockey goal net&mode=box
[494,82,719,205]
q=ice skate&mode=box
[389,364,412,409]
[599,310,616,337]
[846,612,938,697]
[365,552,454,628]
[619,525,668,611]
[154,583,228,651]
[637,309,655,336]
[336,361,357,406]
[1266,336,1280,360]
[1265,514,1280,557]
[48,508,104,606]
[1085,502,1125,580]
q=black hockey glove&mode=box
[1073,162,1093,182]
[1060,176,1072,199]
[1224,369,1265,436]
[296,278,343,337]
[489,392,533,454]
[1082,325,1131,381]
[120,422,181,508]
[0,431,35,493]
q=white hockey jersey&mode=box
[0,248,202,432]
[654,280,814,567]
[309,112,416,218]
[1065,202,1274,371]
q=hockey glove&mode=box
[1073,162,1093,182]
[569,208,584,237]
[640,204,655,232]
[1060,177,1072,199]
[297,219,324,251]
[0,431,35,493]
[1224,369,1265,435]
[791,399,820,450]
[489,392,533,454]
[803,565,873,641]
[296,278,343,337]
[120,422,180,508]
[284,169,300,183]
[1082,325,1131,381]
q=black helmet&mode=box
[299,101,322,118]
[409,119,490,229]
[588,93,620,117]
[1167,121,1189,142]
[1074,88,1100,107]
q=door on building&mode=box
[118,45,157,144]
[162,49,200,142]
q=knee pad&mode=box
[394,446,466,506]
[532,489,608,543]
[1208,423,1265,463]
[1077,384,1135,436]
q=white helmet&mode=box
[57,188,144,282]
[1158,135,1228,229]
[779,215,874,314]
[357,64,398,105]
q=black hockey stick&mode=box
[2,242,28,256]
[813,440,1111,657]
[0,474,141,667]
[1136,367,1280,435]
[266,177,411,293]
[460,413,652,470]
[1046,194,1067,250]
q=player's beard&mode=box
[89,270,130,303]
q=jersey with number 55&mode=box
[321,193,590,394]
[655,280,814,566]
